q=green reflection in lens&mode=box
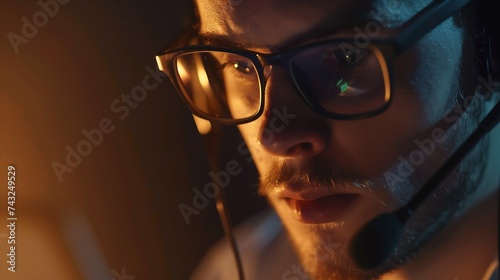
[337,78,349,96]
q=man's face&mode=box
[196,0,479,279]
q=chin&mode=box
[279,220,404,280]
[281,222,387,280]
[269,196,386,279]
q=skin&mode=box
[194,0,500,279]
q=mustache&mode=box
[258,159,381,195]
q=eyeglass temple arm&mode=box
[394,0,472,54]
[203,124,246,280]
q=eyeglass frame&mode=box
[156,0,473,125]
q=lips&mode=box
[278,185,360,224]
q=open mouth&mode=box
[284,194,360,224]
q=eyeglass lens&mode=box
[290,43,389,116]
[174,43,389,121]
[175,51,262,121]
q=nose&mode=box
[257,66,329,158]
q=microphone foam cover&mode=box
[350,212,402,270]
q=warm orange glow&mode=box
[155,56,165,72]
[372,47,391,102]
[192,114,212,134]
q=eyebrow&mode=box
[196,32,284,54]
[197,33,253,49]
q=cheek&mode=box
[394,17,463,122]
[329,101,424,178]
[329,19,464,177]
[237,122,270,174]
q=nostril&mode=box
[287,142,314,156]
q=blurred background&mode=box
[0,1,267,279]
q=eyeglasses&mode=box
[156,0,473,125]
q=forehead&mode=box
[195,0,428,50]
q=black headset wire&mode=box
[203,123,245,280]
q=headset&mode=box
[192,0,500,278]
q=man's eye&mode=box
[322,48,364,64]
[333,49,366,66]
[319,47,373,72]
[338,51,360,64]
[219,60,257,82]
[229,61,254,75]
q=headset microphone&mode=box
[350,100,500,270]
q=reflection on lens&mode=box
[290,43,389,115]
[175,51,261,121]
